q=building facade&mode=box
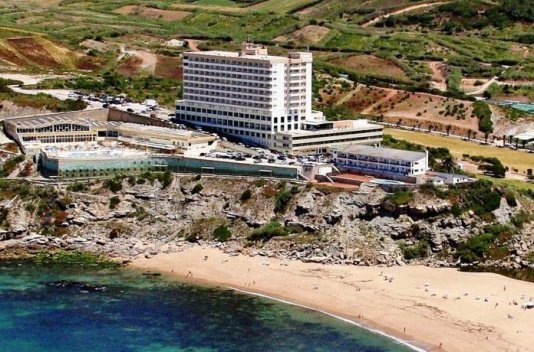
[5,111,215,155]
[333,145,428,178]
[274,120,383,154]
[175,43,313,148]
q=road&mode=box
[466,76,498,96]
[0,73,175,120]
[362,2,450,27]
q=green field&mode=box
[385,128,534,173]
[385,128,534,190]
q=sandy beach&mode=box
[133,246,534,352]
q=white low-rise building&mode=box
[274,119,383,154]
[333,145,429,178]
[4,110,215,155]
[426,171,476,185]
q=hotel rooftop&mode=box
[338,145,427,162]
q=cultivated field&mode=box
[331,55,408,81]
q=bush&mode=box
[455,233,496,263]
[249,221,288,242]
[192,183,203,194]
[109,196,120,210]
[67,182,87,192]
[158,171,173,189]
[255,179,266,187]
[127,176,136,186]
[240,189,252,202]
[274,190,292,213]
[510,211,534,229]
[213,225,231,242]
[472,101,493,134]
[385,190,414,206]
[104,179,122,193]
[401,240,429,260]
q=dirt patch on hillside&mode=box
[428,61,447,92]
[81,39,114,53]
[155,55,183,80]
[117,55,144,77]
[275,25,330,44]
[346,87,480,136]
[0,43,27,67]
[6,37,61,68]
[76,54,103,71]
[114,5,191,21]
[331,55,407,80]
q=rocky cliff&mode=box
[0,175,532,269]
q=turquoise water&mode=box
[0,262,415,352]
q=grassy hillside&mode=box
[0,0,531,124]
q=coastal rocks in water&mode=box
[47,280,107,293]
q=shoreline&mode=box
[132,246,534,352]
[229,286,426,352]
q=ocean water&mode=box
[0,262,415,352]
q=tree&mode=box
[442,155,455,174]
[446,125,452,136]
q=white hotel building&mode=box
[176,43,383,154]
[333,145,429,178]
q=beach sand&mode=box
[133,246,534,352]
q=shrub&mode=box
[67,182,87,192]
[385,190,414,206]
[240,189,252,202]
[255,179,266,187]
[192,183,203,194]
[213,225,231,242]
[472,101,493,134]
[274,190,292,213]
[510,211,534,229]
[249,221,288,242]
[158,171,173,189]
[455,233,496,263]
[401,240,429,260]
[127,176,136,186]
[109,196,120,210]
[104,179,122,193]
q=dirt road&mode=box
[362,2,450,27]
